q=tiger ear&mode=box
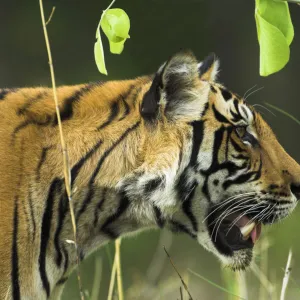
[141,50,200,120]
[198,53,220,82]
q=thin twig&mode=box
[115,238,124,300]
[45,6,56,26]
[38,1,84,299]
[179,286,183,300]
[280,249,293,300]
[107,253,117,300]
[164,247,193,300]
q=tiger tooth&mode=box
[240,222,256,238]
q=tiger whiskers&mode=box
[244,86,264,101]
[243,84,257,99]
[252,104,276,117]
[210,198,256,241]
[202,192,256,223]
[212,200,256,241]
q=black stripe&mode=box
[36,146,52,181]
[189,121,204,167]
[210,85,217,93]
[230,136,244,153]
[93,188,107,227]
[119,97,130,121]
[28,188,36,241]
[101,192,130,239]
[52,84,96,126]
[97,101,119,130]
[225,127,232,160]
[17,92,47,115]
[54,192,68,267]
[144,177,164,195]
[118,85,134,121]
[53,140,103,266]
[12,115,52,142]
[213,104,230,123]
[39,178,62,297]
[176,121,203,228]
[241,106,249,118]
[243,131,259,147]
[76,121,140,221]
[220,87,232,101]
[211,127,225,168]
[201,127,225,199]
[153,205,165,228]
[181,183,198,232]
[223,158,262,190]
[56,277,68,286]
[11,197,20,300]
[61,245,69,274]
[0,88,17,100]
[71,140,103,187]
[230,100,243,123]
[169,220,197,239]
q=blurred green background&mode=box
[1,0,300,299]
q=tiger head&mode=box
[134,51,300,270]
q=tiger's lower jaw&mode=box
[202,201,297,270]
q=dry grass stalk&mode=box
[38,1,84,299]
[251,262,274,297]
[147,230,173,283]
[163,246,193,300]
[115,238,124,300]
[258,238,270,300]
[107,251,117,300]
[179,286,183,300]
[280,249,293,300]
[91,257,103,300]
[236,272,248,300]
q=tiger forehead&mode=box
[210,83,242,102]
[208,82,257,130]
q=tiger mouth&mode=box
[206,208,263,257]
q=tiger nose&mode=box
[291,184,300,200]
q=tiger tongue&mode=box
[240,221,262,244]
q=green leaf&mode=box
[101,8,130,54]
[255,0,294,76]
[94,26,107,75]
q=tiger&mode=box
[0,50,300,300]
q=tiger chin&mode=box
[1,50,300,299]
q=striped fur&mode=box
[0,51,300,299]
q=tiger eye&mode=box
[235,126,247,138]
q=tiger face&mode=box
[137,51,300,270]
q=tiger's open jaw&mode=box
[206,209,262,259]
